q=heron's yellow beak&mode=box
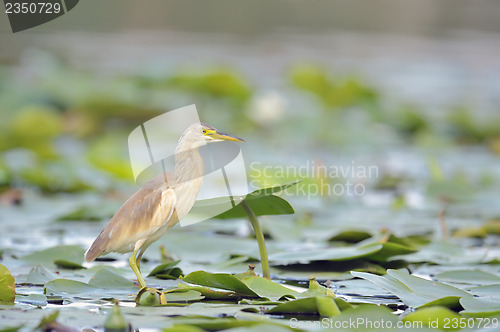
[211,131,245,142]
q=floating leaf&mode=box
[16,293,47,307]
[164,290,205,302]
[403,306,462,330]
[362,234,417,262]
[54,260,85,270]
[242,276,300,300]
[213,181,300,219]
[435,270,500,286]
[460,297,500,317]
[0,264,15,303]
[468,284,500,298]
[88,268,136,289]
[328,230,372,243]
[266,297,343,317]
[57,204,117,222]
[162,325,204,332]
[329,304,399,330]
[26,265,56,285]
[175,283,238,300]
[147,260,183,280]
[21,245,85,266]
[352,269,473,308]
[269,244,383,265]
[393,241,485,265]
[182,271,258,297]
[44,279,99,295]
[214,195,294,219]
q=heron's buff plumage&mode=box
[84,124,206,262]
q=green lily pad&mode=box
[468,284,500,298]
[242,276,300,300]
[269,244,383,265]
[213,181,300,219]
[164,290,205,302]
[328,230,373,243]
[0,264,15,303]
[435,270,500,285]
[328,304,401,331]
[15,293,47,307]
[54,260,85,270]
[162,325,204,332]
[21,245,85,266]
[147,260,183,280]
[460,297,500,317]
[393,241,485,265]
[26,265,56,285]
[56,203,117,222]
[352,269,472,308]
[214,195,294,219]
[182,271,259,297]
[88,268,136,289]
[361,234,417,262]
[44,279,99,295]
[266,296,343,317]
[402,306,462,330]
[175,283,239,300]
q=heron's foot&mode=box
[135,286,167,306]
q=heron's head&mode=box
[178,122,244,150]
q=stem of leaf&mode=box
[241,200,270,279]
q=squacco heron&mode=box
[84,123,244,288]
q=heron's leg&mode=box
[136,249,145,271]
[129,249,147,288]
[136,243,151,271]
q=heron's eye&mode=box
[202,129,207,134]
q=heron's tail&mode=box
[84,230,108,262]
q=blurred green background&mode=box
[0,0,500,242]
[2,1,500,329]
[1,0,500,195]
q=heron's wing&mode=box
[84,175,177,262]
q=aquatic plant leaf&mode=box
[163,290,205,302]
[44,279,99,295]
[460,297,500,317]
[54,260,85,270]
[214,195,294,219]
[402,306,462,330]
[147,260,183,279]
[392,241,485,265]
[352,269,473,308]
[175,283,238,300]
[26,265,56,285]
[21,245,85,266]
[269,244,383,265]
[435,270,500,286]
[242,276,300,300]
[182,271,259,297]
[15,293,47,307]
[0,264,15,303]
[329,304,400,330]
[213,181,300,219]
[266,296,342,317]
[88,268,136,289]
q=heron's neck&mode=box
[173,145,204,185]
